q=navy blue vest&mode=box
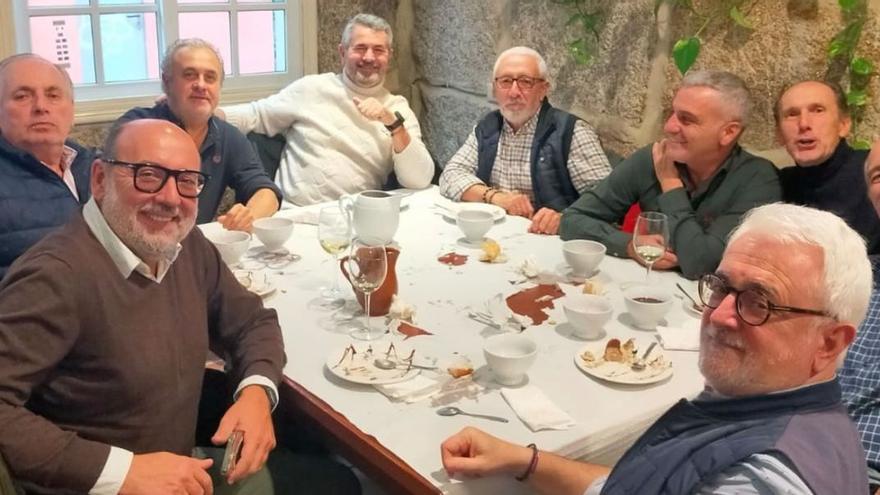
[0,136,91,279]
[474,100,578,211]
[602,379,867,494]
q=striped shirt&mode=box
[439,112,611,202]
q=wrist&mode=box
[513,443,539,481]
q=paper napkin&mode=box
[656,319,700,351]
[501,385,576,431]
[374,374,448,403]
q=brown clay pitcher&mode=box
[340,245,399,316]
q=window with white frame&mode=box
[10,0,303,104]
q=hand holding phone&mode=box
[220,430,244,477]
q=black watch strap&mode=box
[385,111,405,132]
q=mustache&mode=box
[140,202,179,219]
[704,324,746,350]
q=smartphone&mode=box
[220,430,244,476]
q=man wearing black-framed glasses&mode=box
[0,119,359,494]
[440,46,611,235]
[441,203,870,494]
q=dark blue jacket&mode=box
[475,99,578,211]
[0,136,92,279]
[117,103,282,224]
[602,379,867,494]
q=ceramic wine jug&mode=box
[340,245,400,316]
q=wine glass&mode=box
[346,238,388,341]
[632,211,669,282]
[317,206,351,310]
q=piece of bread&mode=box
[603,338,624,362]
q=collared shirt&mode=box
[439,112,611,201]
[54,145,80,200]
[841,255,880,472]
[81,198,278,494]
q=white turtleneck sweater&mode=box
[222,73,434,206]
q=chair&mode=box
[246,132,286,181]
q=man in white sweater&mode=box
[220,13,434,206]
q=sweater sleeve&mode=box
[658,158,781,279]
[387,96,434,189]
[200,233,286,386]
[223,80,302,137]
[559,146,653,256]
[0,254,111,491]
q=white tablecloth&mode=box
[202,186,706,494]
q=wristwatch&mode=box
[385,111,405,132]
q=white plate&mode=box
[233,270,276,298]
[326,343,421,385]
[683,299,705,317]
[438,202,506,222]
[574,340,673,385]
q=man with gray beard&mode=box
[441,203,870,494]
[0,119,358,494]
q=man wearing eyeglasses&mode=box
[560,70,781,279]
[839,142,880,494]
[441,202,870,494]
[118,38,282,232]
[0,54,91,280]
[0,119,360,493]
[439,47,611,235]
[217,13,434,205]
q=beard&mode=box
[101,181,195,262]
[345,64,384,88]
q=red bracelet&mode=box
[515,443,539,482]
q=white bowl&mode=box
[205,230,251,266]
[623,285,673,329]
[457,209,494,243]
[483,334,537,386]
[253,217,294,251]
[563,294,613,339]
[563,240,606,277]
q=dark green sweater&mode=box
[560,144,781,279]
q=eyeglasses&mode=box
[493,76,545,90]
[102,158,210,199]
[698,273,830,326]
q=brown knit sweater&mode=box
[0,214,286,493]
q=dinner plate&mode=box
[574,340,673,385]
[683,299,705,317]
[326,342,421,385]
[438,202,506,222]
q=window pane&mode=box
[178,0,230,3]
[99,0,156,4]
[29,15,96,85]
[238,0,286,3]
[238,10,286,74]
[178,12,232,75]
[28,0,90,6]
[100,13,160,83]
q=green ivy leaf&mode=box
[852,137,872,150]
[568,38,593,65]
[847,89,868,107]
[851,56,875,76]
[828,39,845,58]
[839,0,859,12]
[673,36,701,75]
[729,6,754,29]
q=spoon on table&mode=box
[631,342,658,371]
[373,358,437,371]
[436,406,509,423]
[676,283,703,311]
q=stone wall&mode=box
[318,0,880,168]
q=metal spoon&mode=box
[631,342,658,371]
[373,358,438,371]
[676,283,703,311]
[436,406,509,423]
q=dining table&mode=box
[200,186,707,494]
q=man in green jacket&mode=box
[560,70,781,279]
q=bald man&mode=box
[0,53,91,279]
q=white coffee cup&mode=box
[623,285,674,329]
[562,239,606,277]
[563,294,613,339]
[483,334,537,386]
[205,230,251,266]
[253,217,294,252]
[457,209,494,243]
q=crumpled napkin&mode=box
[486,294,532,330]
[501,385,576,431]
[656,318,700,351]
[388,294,416,322]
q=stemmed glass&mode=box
[317,206,351,310]
[346,238,388,341]
[632,211,669,282]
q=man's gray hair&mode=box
[680,70,750,125]
[492,46,549,82]
[0,53,74,97]
[727,203,872,327]
[160,38,225,92]
[341,14,393,48]
[100,120,131,161]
